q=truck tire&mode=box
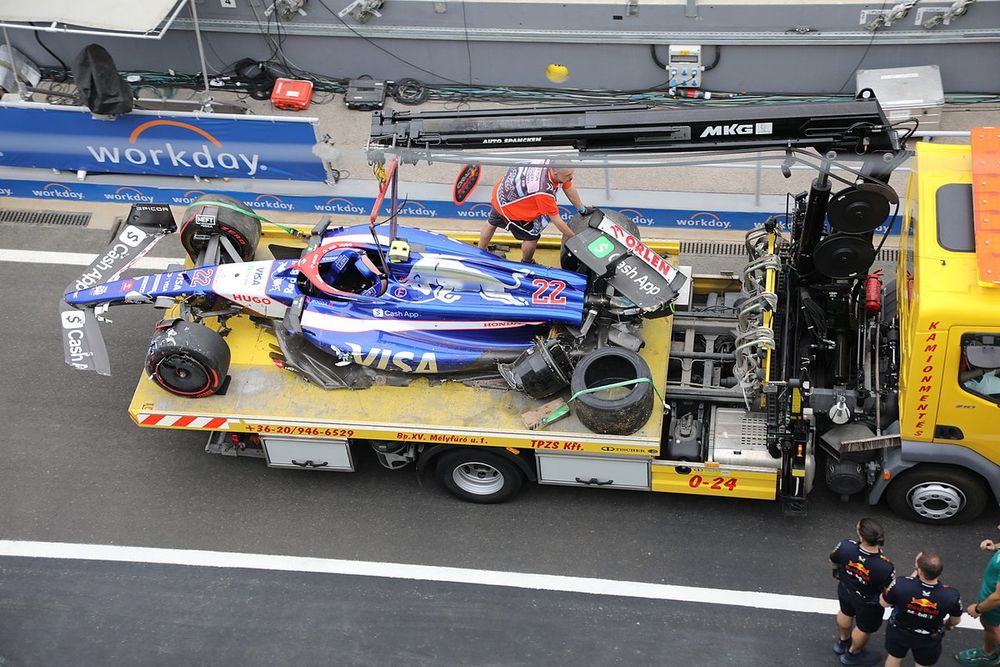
[145,321,231,398]
[436,449,524,503]
[180,194,261,264]
[560,209,641,273]
[570,347,653,435]
[886,466,989,524]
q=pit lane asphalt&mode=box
[1,222,997,665]
[0,555,901,667]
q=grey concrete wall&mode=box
[6,0,999,93]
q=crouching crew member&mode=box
[831,518,895,666]
[880,551,962,667]
[477,166,592,264]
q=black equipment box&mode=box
[345,79,387,111]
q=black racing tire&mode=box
[145,321,231,398]
[435,449,524,504]
[180,194,262,264]
[560,208,641,272]
[885,466,990,525]
[570,347,653,435]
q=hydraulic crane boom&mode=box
[368,98,903,159]
[367,95,911,517]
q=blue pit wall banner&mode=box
[0,103,327,182]
[0,178,897,235]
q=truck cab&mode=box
[880,137,1000,522]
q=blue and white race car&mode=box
[61,196,685,434]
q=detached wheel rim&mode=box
[907,481,966,520]
[452,462,505,496]
[156,354,210,394]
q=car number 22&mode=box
[531,279,567,305]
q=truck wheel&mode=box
[570,347,653,435]
[436,450,524,503]
[145,321,231,398]
[180,194,262,264]
[886,466,989,524]
[560,209,641,272]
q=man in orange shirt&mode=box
[477,166,593,263]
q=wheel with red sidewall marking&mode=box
[145,321,231,398]
[180,194,261,264]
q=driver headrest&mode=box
[354,255,379,280]
[968,344,1000,370]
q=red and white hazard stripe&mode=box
[136,413,230,429]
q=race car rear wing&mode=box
[565,210,685,316]
[61,204,176,375]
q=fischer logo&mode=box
[455,203,493,219]
[676,211,732,229]
[102,186,154,203]
[313,197,366,214]
[170,190,207,205]
[700,122,773,139]
[391,200,436,217]
[619,208,655,226]
[482,137,543,144]
[85,120,266,176]
[32,183,85,200]
[248,194,293,211]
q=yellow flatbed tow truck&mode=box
[60,98,1000,522]
[126,228,779,502]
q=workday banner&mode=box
[0,177,798,231]
[0,104,327,182]
[0,174,901,233]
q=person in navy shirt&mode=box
[880,551,962,666]
[831,518,896,665]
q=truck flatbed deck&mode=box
[128,234,670,458]
[130,314,670,457]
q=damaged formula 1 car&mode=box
[60,196,685,434]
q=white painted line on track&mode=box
[0,249,182,270]
[0,540,983,630]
